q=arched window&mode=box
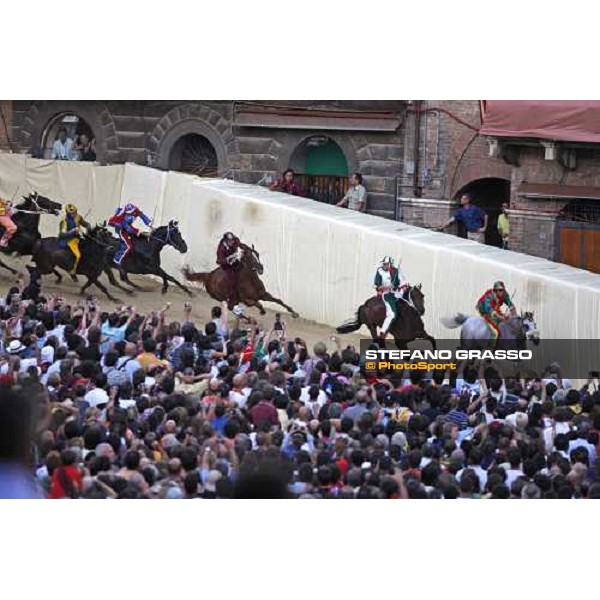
[168,133,218,176]
[41,113,96,160]
[289,136,349,204]
[454,177,511,247]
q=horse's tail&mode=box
[440,312,469,329]
[336,309,362,334]
[181,265,209,287]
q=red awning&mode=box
[480,101,600,144]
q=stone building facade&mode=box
[5,100,406,219]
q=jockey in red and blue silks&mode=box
[476,280,515,345]
[108,203,152,265]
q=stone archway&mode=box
[454,177,511,247]
[278,131,359,175]
[281,134,356,204]
[18,101,116,162]
[150,104,232,175]
[40,112,96,159]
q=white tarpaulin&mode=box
[1,154,600,339]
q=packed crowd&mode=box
[1,280,600,500]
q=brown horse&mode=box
[182,243,299,319]
[336,284,436,350]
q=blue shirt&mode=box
[0,464,44,499]
[101,322,128,353]
[454,205,486,232]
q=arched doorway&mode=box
[168,133,219,176]
[289,136,350,204]
[41,112,96,159]
[454,177,511,247]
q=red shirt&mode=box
[249,401,279,427]
[49,465,83,499]
[276,180,301,196]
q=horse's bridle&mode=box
[151,223,185,251]
[150,224,173,245]
[14,193,56,215]
[399,286,420,311]
[247,249,263,273]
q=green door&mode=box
[304,140,349,176]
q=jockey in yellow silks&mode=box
[59,204,91,275]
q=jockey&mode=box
[374,256,409,339]
[108,203,152,265]
[476,280,515,345]
[58,204,91,275]
[0,196,17,248]
[217,232,243,311]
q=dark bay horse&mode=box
[182,243,298,318]
[0,192,62,274]
[103,220,192,295]
[336,285,436,350]
[31,225,120,301]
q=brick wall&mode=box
[507,210,557,259]
[399,197,457,230]
[399,101,600,265]
[0,100,12,152]
[511,146,600,197]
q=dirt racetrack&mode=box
[0,257,365,351]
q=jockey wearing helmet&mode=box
[0,196,17,248]
[108,202,152,265]
[476,280,515,345]
[58,204,91,275]
[217,232,243,310]
[374,256,409,339]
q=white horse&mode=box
[441,311,540,350]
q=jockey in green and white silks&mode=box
[374,256,409,339]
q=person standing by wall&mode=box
[337,172,367,212]
[51,127,76,161]
[497,202,510,249]
[439,193,488,243]
[73,134,97,162]
[269,168,302,196]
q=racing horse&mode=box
[336,284,436,350]
[0,192,62,274]
[102,220,192,295]
[30,225,121,301]
[182,243,299,319]
[441,311,540,350]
